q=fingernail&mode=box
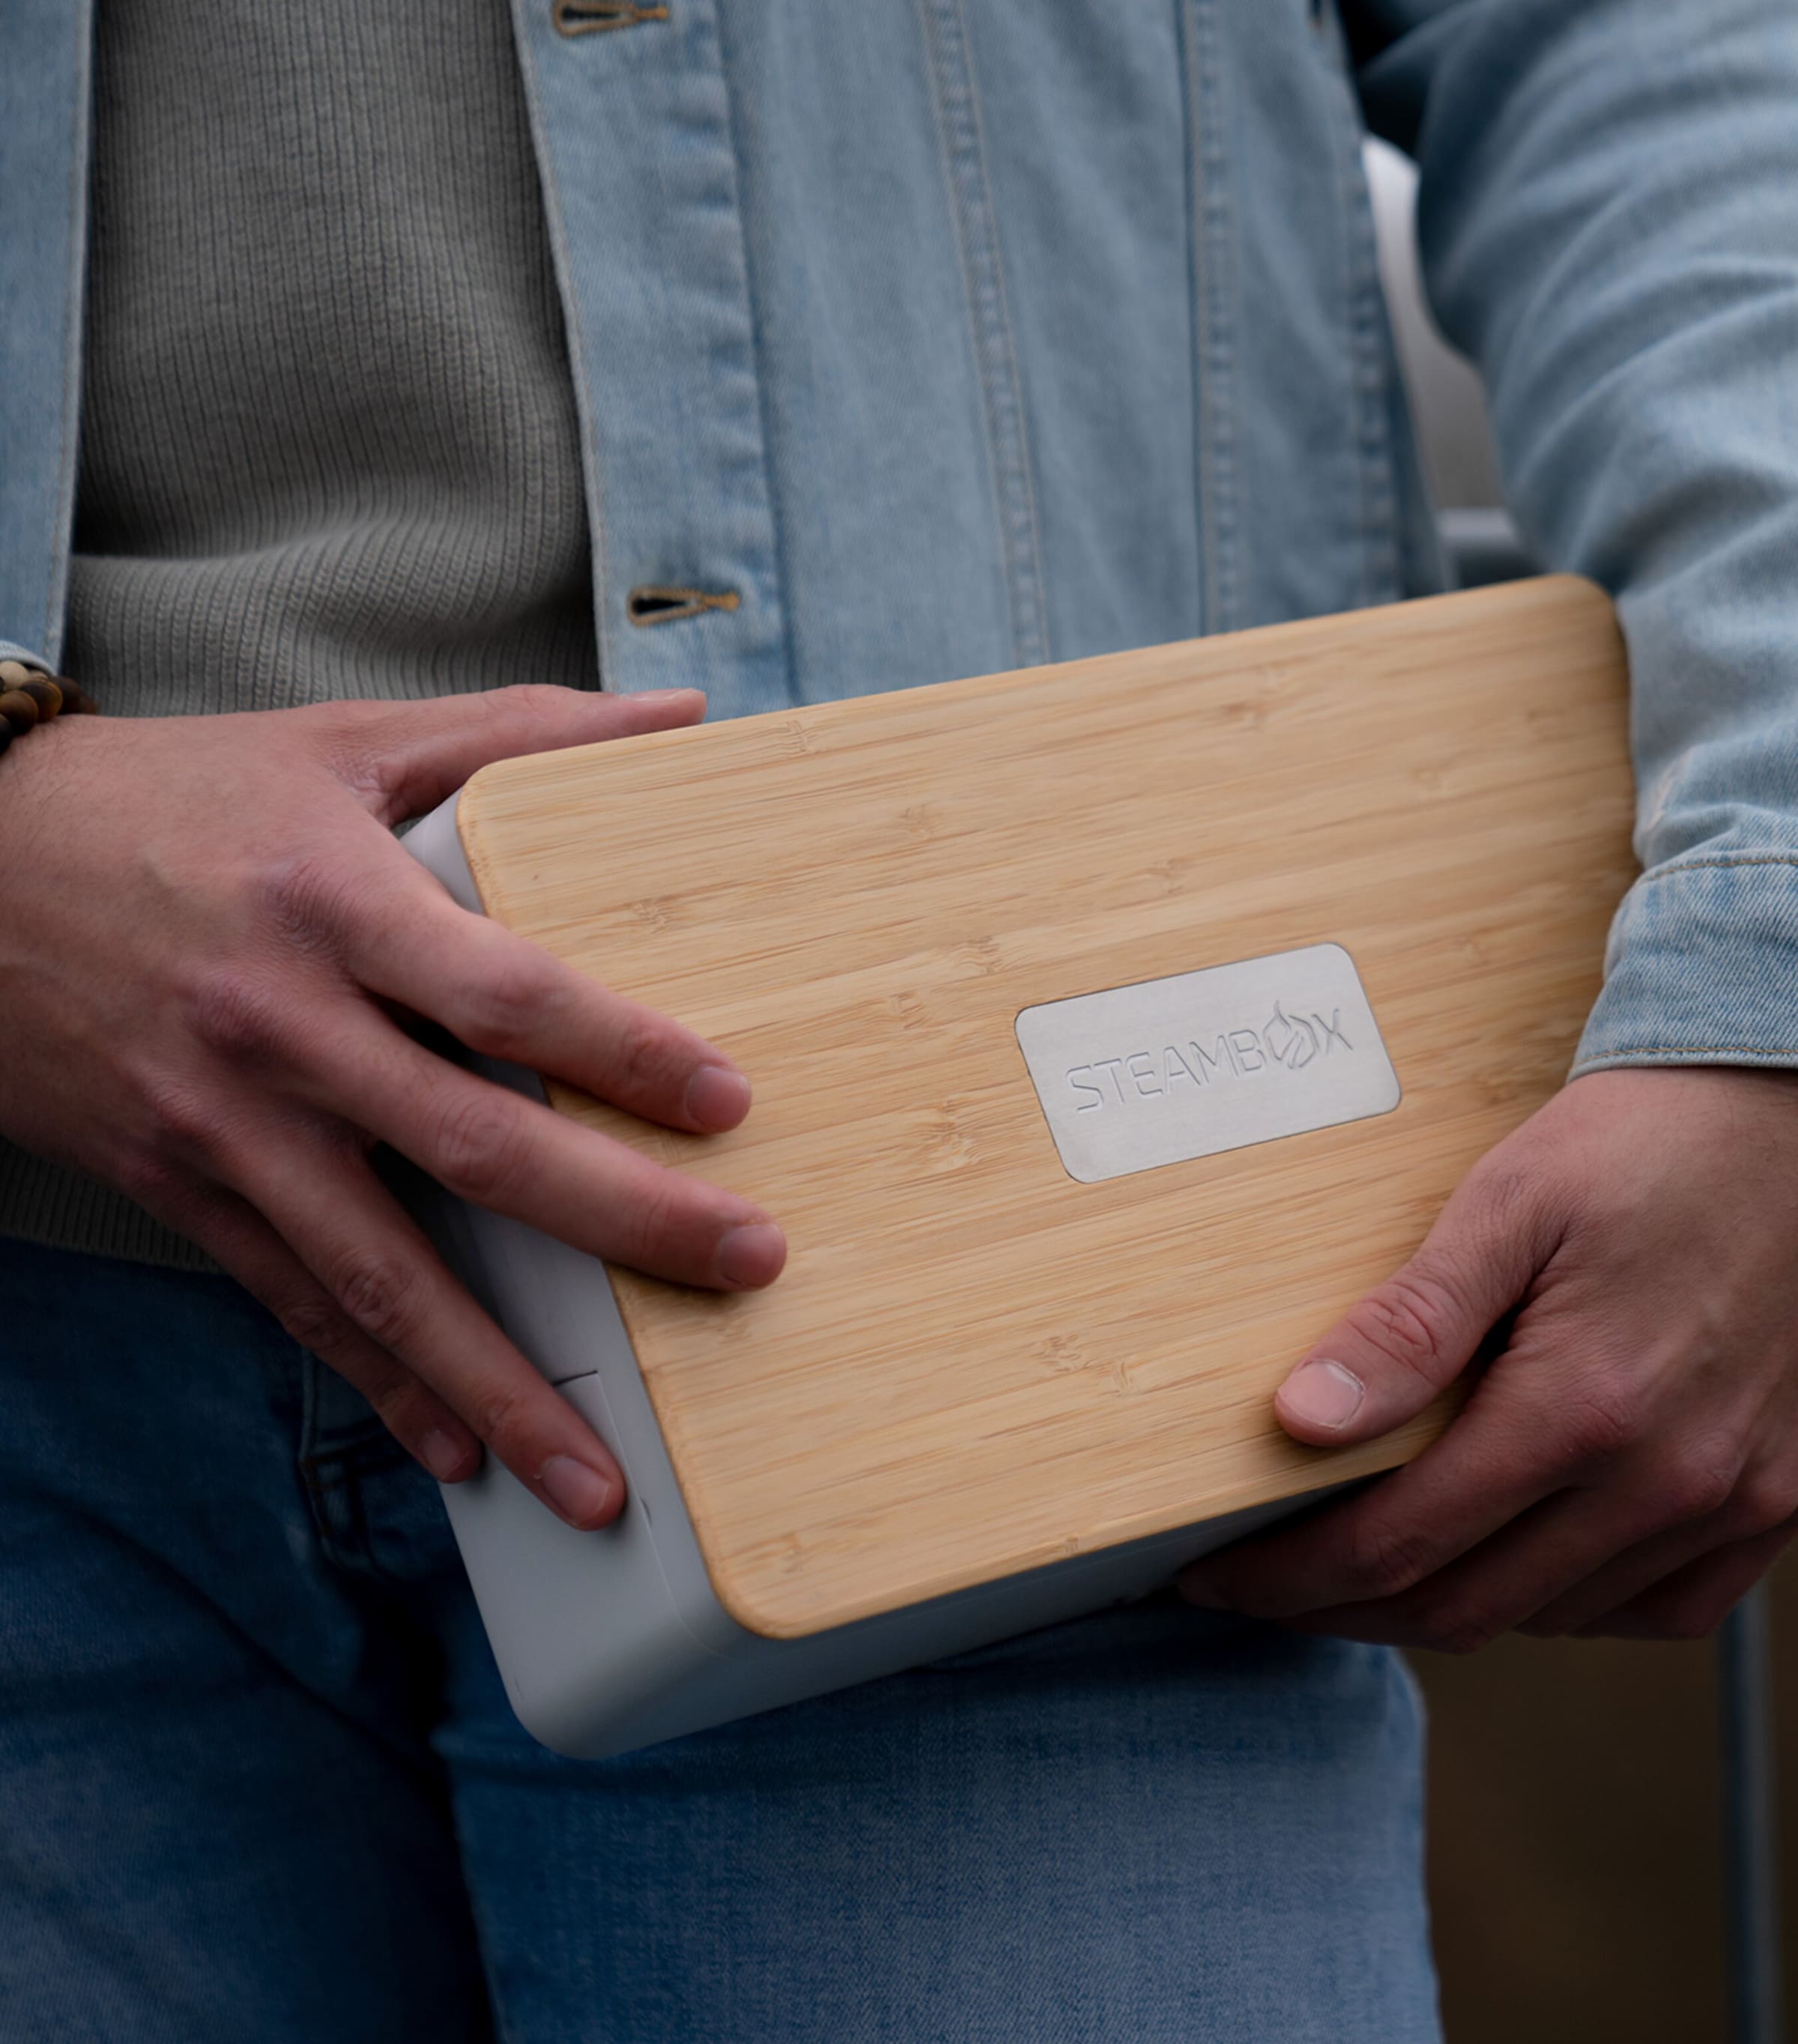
[635,688,706,704]
[420,1427,471,1483]
[716,1221,787,1288]
[686,1064,751,1130]
[539,1455,618,1527]
[1279,1358,1366,1431]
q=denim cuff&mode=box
[0,641,49,672]
[1572,854,1798,1076]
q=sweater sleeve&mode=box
[1345,0,1798,1072]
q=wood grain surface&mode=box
[457,577,1635,1640]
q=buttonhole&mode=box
[552,0,670,36]
[626,585,742,627]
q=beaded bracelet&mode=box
[0,658,97,758]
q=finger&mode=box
[149,1172,482,1482]
[1271,1156,1562,1448]
[319,685,708,825]
[1259,1469,1743,1655]
[1181,1350,1584,1619]
[1575,1518,1798,1642]
[306,1010,784,1289]
[338,863,753,1133]
[224,1125,630,1529]
[1524,1459,1798,1637]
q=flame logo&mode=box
[1262,1001,1319,1070]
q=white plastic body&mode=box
[402,793,1325,1759]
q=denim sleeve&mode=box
[1344,0,1798,1074]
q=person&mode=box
[1,1,1793,2037]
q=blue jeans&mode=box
[0,1241,1439,2041]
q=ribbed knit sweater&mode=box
[0,0,599,1270]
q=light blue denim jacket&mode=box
[1,0,1794,1074]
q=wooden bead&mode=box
[16,678,62,719]
[0,670,94,742]
[0,689,40,735]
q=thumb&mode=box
[1274,1165,1558,1446]
[328,685,709,823]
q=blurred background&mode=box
[1420,1609,1797,2043]
[1363,136,1794,2044]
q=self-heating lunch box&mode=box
[402,576,1635,1757]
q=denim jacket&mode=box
[1,0,1793,1075]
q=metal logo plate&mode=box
[1014,943,1400,1184]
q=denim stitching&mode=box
[712,0,799,708]
[507,0,615,688]
[1573,1045,1798,1065]
[918,0,1050,670]
[296,1347,415,1574]
[1316,5,1400,610]
[297,1351,366,1572]
[1637,853,1798,882]
[1181,0,1241,637]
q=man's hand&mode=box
[1179,1067,1798,1646]
[0,687,786,1528]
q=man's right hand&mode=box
[0,685,785,1527]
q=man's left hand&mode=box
[1178,1067,1798,1647]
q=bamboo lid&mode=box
[456,577,1634,1638]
